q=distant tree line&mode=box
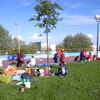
[0,25,38,55]
[56,33,93,52]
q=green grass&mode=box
[0,60,100,100]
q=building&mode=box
[35,42,56,52]
[92,45,96,53]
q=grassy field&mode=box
[0,60,100,100]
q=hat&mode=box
[61,49,64,52]
[58,48,60,50]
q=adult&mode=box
[17,52,24,67]
[60,49,65,65]
[27,56,36,67]
[57,48,61,63]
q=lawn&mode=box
[0,60,100,100]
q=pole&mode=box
[46,26,49,73]
[46,0,49,74]
[97,21,99,55]
[16,23,20,52]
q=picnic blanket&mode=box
[11,70,26,75]
[35,63,59,66]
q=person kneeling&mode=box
[27,56,36,67]
[58,62,67,77]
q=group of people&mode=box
[53,48,67,77]
[80,49,92,61]
[53,48,65,64]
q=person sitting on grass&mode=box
[86,52,92,61]
[74,56,79,62]
[58,62,67,77]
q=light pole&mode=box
[15,23,20,52]
[94,15,100,55]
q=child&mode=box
[60,49,65,65]
[53,53,58,63]
[58,62,67,77]
[57,48,61,63]
[87,52,92,61]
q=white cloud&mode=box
[16,0,32,6]
[60,14,96,25]
[87,34,94,38]
[12,35,22,40]
[71,2,83,8]
[31,33,43,39]
[23,2,31,6]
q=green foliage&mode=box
[0,25,12,50]
[30,0,63,33]
[0,60,100,100]
[56,42,65,49]
[0,25,38,55]
[63,33,93,50]
[63,34,73,49]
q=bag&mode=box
[21,73,32,80]
[0,74,12,83]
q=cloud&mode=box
[31,33,43,39]
[12,35,22,40]
[87,34,94,38]
[60,14,96,25]
[23,2,31,6]
[16,0,32,6]
[71,2,83,8]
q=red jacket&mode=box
[60,53,65,62]
[18,53,23,60]
[88,54,92,60]
[57,51,61,57]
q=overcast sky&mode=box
[0,0,100,45]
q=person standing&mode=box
[60,49,65,65]
[57,48,61,63]
[53,53,58,63]
[17,52,24,67]
[82,49,86,61]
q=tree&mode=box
[63,33,93,51]
[0,25,12,50]
[28,42,38,54]
[30,0,63,68]
[63,35,73,49]
[56,42,65,49]
[74,33,93,49]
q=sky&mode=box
[0,0,100,45]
